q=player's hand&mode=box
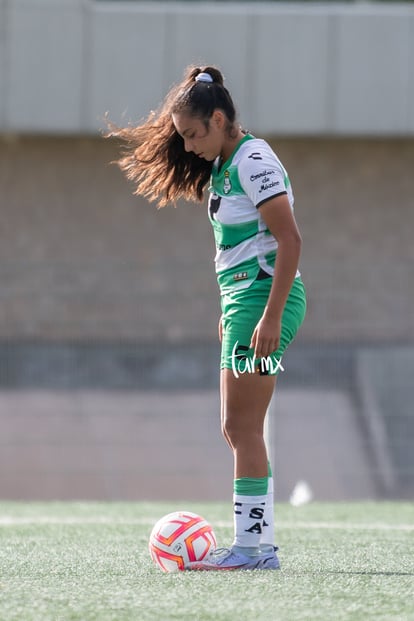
[250,315,281,359]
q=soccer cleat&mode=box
[185,546,280,571]
[259,546,280,570]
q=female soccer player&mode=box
[108,65,306,570]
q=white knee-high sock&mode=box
[232,476,268,555]
[232,493,267,553]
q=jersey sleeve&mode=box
[238,142,288,209]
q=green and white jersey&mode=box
[208,134,300,294]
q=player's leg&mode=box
[220,367,232,450]
[221,368,274,478]
[220,283,280,560]
[187,278,306,570]
[188,369,280,570]
[222,367,276,553]
[189,283,279,570]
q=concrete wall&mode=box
[1,132,413,501]
[1,134,412,343]
[0,388,381,502]
[0,1,414,135]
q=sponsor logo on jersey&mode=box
[248,152,262,160]
[250,169,280,194]
[250,169,276,182]
[259,180,280,193]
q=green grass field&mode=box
[0,501,413,621]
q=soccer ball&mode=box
[149,510,216,573]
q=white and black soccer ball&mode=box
[149,511,217,573]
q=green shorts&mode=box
[220,276,306,375]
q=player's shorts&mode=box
[220,276,306,375]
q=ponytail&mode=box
[106,65,238,207]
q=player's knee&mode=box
[220,418,233,448]
[222,413,259,448]
[221,414,237,446]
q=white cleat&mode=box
[185,546,280,571]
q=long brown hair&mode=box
[106,65,238,207]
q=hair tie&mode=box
[195,72,214,84]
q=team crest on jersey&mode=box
[223,170,232,194]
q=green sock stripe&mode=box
[267,461,273,478]
[234,476,268,496]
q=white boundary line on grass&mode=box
[0,517,413,531]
